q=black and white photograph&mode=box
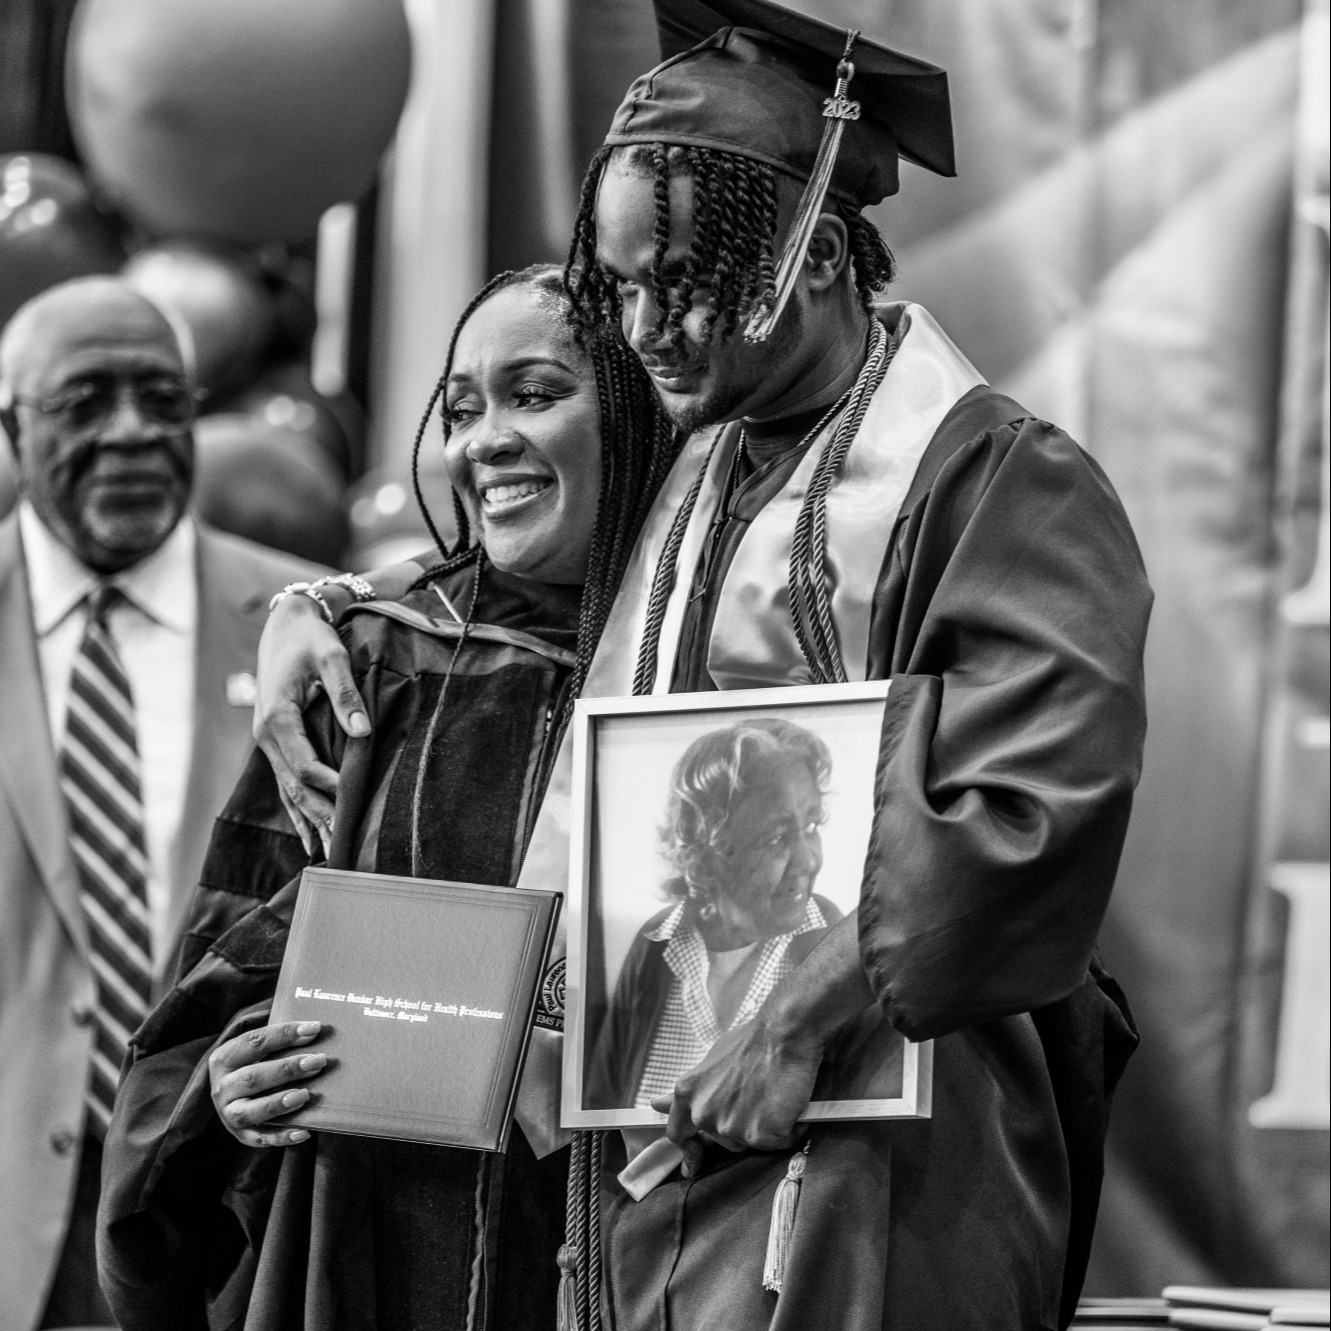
[562,683,930,1128]
[0,0,1325,1327]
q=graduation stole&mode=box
[639,301,984,690]
[511,301,984,1155]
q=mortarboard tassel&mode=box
[745,30,861,343]
[556,1243,579,1331]
[761,1142,811,1292]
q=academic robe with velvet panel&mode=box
[0,513,324,1331]
[97,570,580,1331]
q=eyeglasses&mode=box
[13,375,204,434]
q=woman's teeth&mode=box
[482,479,551,511]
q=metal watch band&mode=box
[323,572,376,603]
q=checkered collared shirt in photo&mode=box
[633,897,829,1109]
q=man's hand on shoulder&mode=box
[254,559,428,853]
[254,590,368,854]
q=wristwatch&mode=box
[316,572,377,604]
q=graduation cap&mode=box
[605,0,954,340]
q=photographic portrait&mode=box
[562,682,931,1129]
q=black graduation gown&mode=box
[599,387,1152,1331]
[98,570,581,1331]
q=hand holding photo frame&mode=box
[561,680,932,1130]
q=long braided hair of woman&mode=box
[566,143,896,349]
[406,263,680,736]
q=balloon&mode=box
[345,462,453,571]
[66,0,411,243]
[229,365,362,482]
[124,243,275,400]
[193,415,349,566]
[0,153,126,327]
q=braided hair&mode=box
[407,263,680,732]
[566,143,896,348]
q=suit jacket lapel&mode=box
[0,515,87,953]
[166,528,268,954]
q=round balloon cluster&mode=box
[0,153,126,328]
[66,0,411,243]
[2,1,409,558]
[121,241,362,564]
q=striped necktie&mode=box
[58,583,153,1137]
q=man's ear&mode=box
[0,404,19,459]
[804,212,850,293]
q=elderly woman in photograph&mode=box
[590,718,845,1110]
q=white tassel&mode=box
[762,1145,810,1293]
[556,1243,578,1331]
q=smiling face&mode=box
[444,285,603,584]
[6,283,194,574]
[705,753,825,947]
[594,154,805,433]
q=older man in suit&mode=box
[0,276,327,1330]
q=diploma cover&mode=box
[270,867,561,1152]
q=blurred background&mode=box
[1,0,1326,1299]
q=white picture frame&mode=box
[561,681,933,1130]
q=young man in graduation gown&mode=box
[232,2,1153,1327]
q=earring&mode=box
[698,899,719,923]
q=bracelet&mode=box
[268,581,335,624]
[313,572,376,604]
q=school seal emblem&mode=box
[534,956,565,1031]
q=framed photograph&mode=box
[562,681,932,1130]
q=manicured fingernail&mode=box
[349,712,370,737]
[299,1054,327,1072]
[296,1022,321,1037]
[289,1129,310,1143]
[681,1161,693,1178]
[282,1089,308,1107]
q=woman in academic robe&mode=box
[96,264,679,1331]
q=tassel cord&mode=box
[586,1131,605,1326]
[789,320,888,681]
[630,430,724,695]
[787,314,906,682]
[558,1130,606,1331]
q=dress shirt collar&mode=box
[18,500,197,637]
[644,896,827,944]
[647,897,830,1044]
